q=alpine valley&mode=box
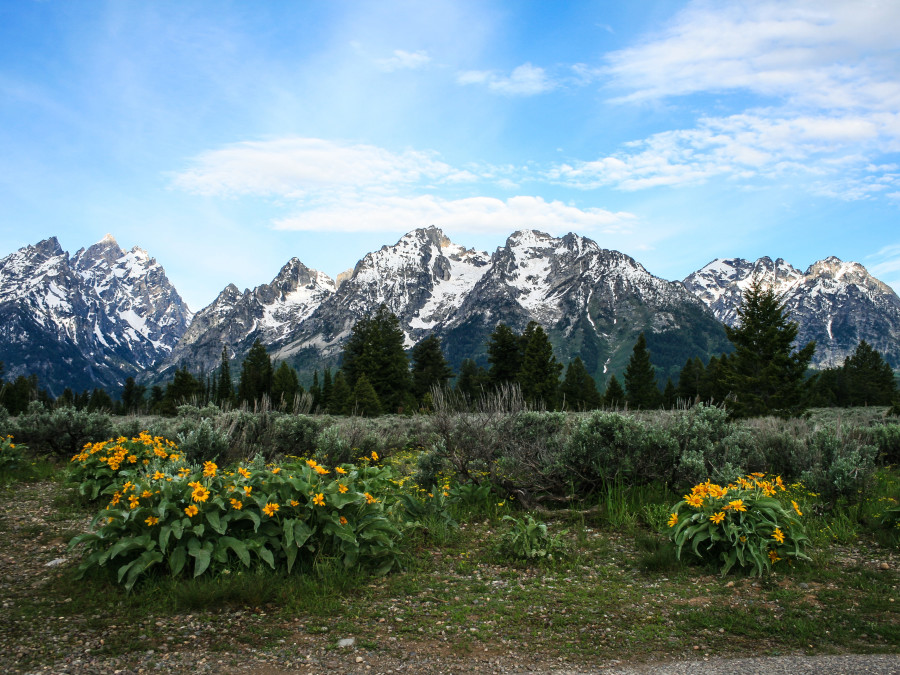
[1,227,899,396]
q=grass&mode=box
[2,461,898,671]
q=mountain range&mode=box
[1,228,898,396]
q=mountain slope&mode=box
[0,235,191,395]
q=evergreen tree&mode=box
[238,339,274,406]
[309,371,322,411]
[87,388,114,412]
[662,378,677,409]
[676,357,705,404]
[487,323,523,388]
[560,356,602,411]
[411,334,453,402]
[517,322,562,408]
[724,280,815,418]
[349,373,382,417]
[702,354,731,404]
[121,376,146,413]
[149,385,164,413]
[603,374,625,408]
[57,387,76,408]
[272,362,300,410]
[163,367,201,414]
[329,371,350,415]
[455,358,489,402]
[842,340,897,406]
[322,369,333,409]
[624,332,660,409]
[2,374,39,415]
[215,346,235,406]
[340,305,411,413]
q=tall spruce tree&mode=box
[410,334,453,402]
[724,279,815,418]
[456,358,489,402]
[215,345,235,406]
[560,356,602,411]
[322,369,333,409]
[349,373,382,417]
[329,371,350,415]
[340,305,412,413]
[624,332,660,409]
[603,374,625,408]
[120,376,146,413]
[309,371,322,410]
[842,340,897,406]
[487,323,523,388]
[238,339,274,406]
[676,357,705,404]
[272,362,301,410]
[518,322,562,408]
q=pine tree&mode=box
[272,362,300,410]
[455,358,489,402]
[87,388,114,412]
[329,371,350,415]
[487,323,523,388]
[518,322,562,408]
[702,354,731,404]
[624,333,660,409]
[340,305,411,413]
[349,373,382,417]
[238,339,274,406]
[120,376,146,413]
[603,374,625,408]
[662,378,676,409]
[411,334,453,402]
[163,367,201,414]
[724,279,815,418]
[676,357,705,404]
[560,356,602,411]
[842,340,897,406]
[322,369,333,409]
[215,346,235,406]
[309,371,322,410]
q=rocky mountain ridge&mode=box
[2,229,899,395]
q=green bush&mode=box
[0,435,26,478]
[496,515,567,563]
[177,419,231,464]
[9,403,113,457]
[270,415,326,458]
[799,428,877,508]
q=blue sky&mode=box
[2,0,899,310]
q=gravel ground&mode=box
[2,480,897,675]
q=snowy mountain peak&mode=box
[685,255,900,368]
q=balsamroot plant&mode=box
[668,473,810,576]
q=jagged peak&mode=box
[101,233,117,245]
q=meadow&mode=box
[0,400,897,672]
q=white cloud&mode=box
[457,62,554,96]
[172,137,474,198]
[375,49,431,72]
[604,0,900,112]
[549,111,900,196]
[273,194,635,234]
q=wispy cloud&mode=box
[273,194,635,234]
[375,49,431,72]
[457,62,554,96]
[172,137,475,198]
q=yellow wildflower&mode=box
[338,484,349,494]
[192,486,211,503]
[229,498,243,510]
[772,527,785,544]
[314,465,329,475]
[791,500,803,516]
[768,549,781,563]
[365,492,377,505]
[238,467,251,479]
[141,490,152,498]
[340,516,348,525]
[306,459,318,468]
[728,499,747,512]
[335,466,347,475]
[710,511,726,525]
[668,513,678,527]
[203,461,217,477]
[313,493,325,507]
[290,500,299,507]
[272,467,281,474]
[244,486,252,496]
[685,493,704,508]
[184,505,199,517]
[263,503,280,517]
[128,495,140,509]
[145,516,159,526]
[371,451,378,462]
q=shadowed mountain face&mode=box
[0,235,191,395]
[684,256,900,369]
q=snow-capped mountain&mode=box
[684,256,900,368]
[0,235,191,395]
[158,257,335,376]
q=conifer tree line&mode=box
[0,283,897,417]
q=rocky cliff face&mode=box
[0,235,191,394]
[684,256,900,368]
